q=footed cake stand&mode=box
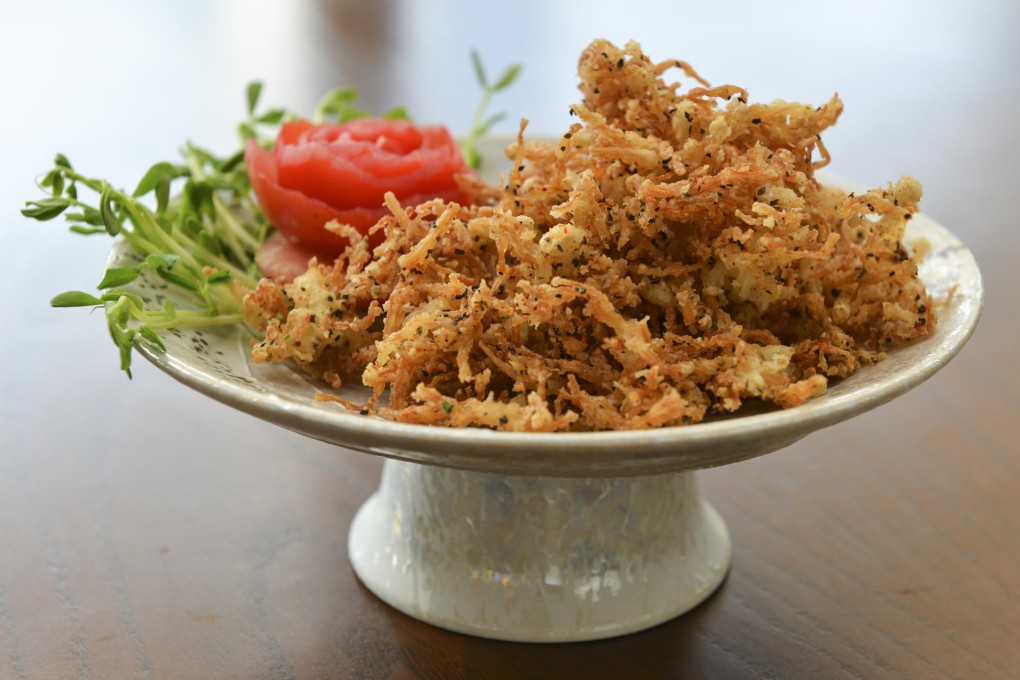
[117,205,981,642]
[349,462,730,641]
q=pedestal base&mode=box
[349,460,731,642]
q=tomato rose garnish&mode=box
[245,118,468,260]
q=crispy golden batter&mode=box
[243,39,935,431]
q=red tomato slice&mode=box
[246,139,386,254]
[246,118,469,261]
[254,231,328,282]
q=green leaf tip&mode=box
[97,267,141,289]
[51,291,103,308]
[470,49,487,88]
[133,162,183,198]
[246,82,263,115]
[22,197,71,221]
[494,63,522,91]
[461,50,522,170]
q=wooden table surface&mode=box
[3,2,1018,678]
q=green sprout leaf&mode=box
[462,50,522,169]
[155,267,200,292]
[206,270,232,285]
[69,225,108,235]
[136,325,166,351]
[383,106,411,121]
[40,168,64,196]
[237,122,256,141]
[99,187,121,236]
[97,267,141,289]
[219,149,245,173]
[481,112,507,129]
[256,108,286,125]
[51,291,103,308]
[134,162,184,197]
[493,64,522,91]
[67,206,105,227]
[470,49,488,88]
[314,87,363,124]
[246,82,263,116]
[21,197,71,221]
[99,290,146,309]
[142,253,182,270]
[155,177,171,214]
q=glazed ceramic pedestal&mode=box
[348,460,731,642]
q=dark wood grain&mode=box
[3,2,1019,678]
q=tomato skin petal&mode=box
[246,139,364,254]
[273,121,463,208]
[255,231,326,282]
[245,118,469,257]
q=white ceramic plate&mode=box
[113,167,982,478]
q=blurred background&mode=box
[1,1,1018,677]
